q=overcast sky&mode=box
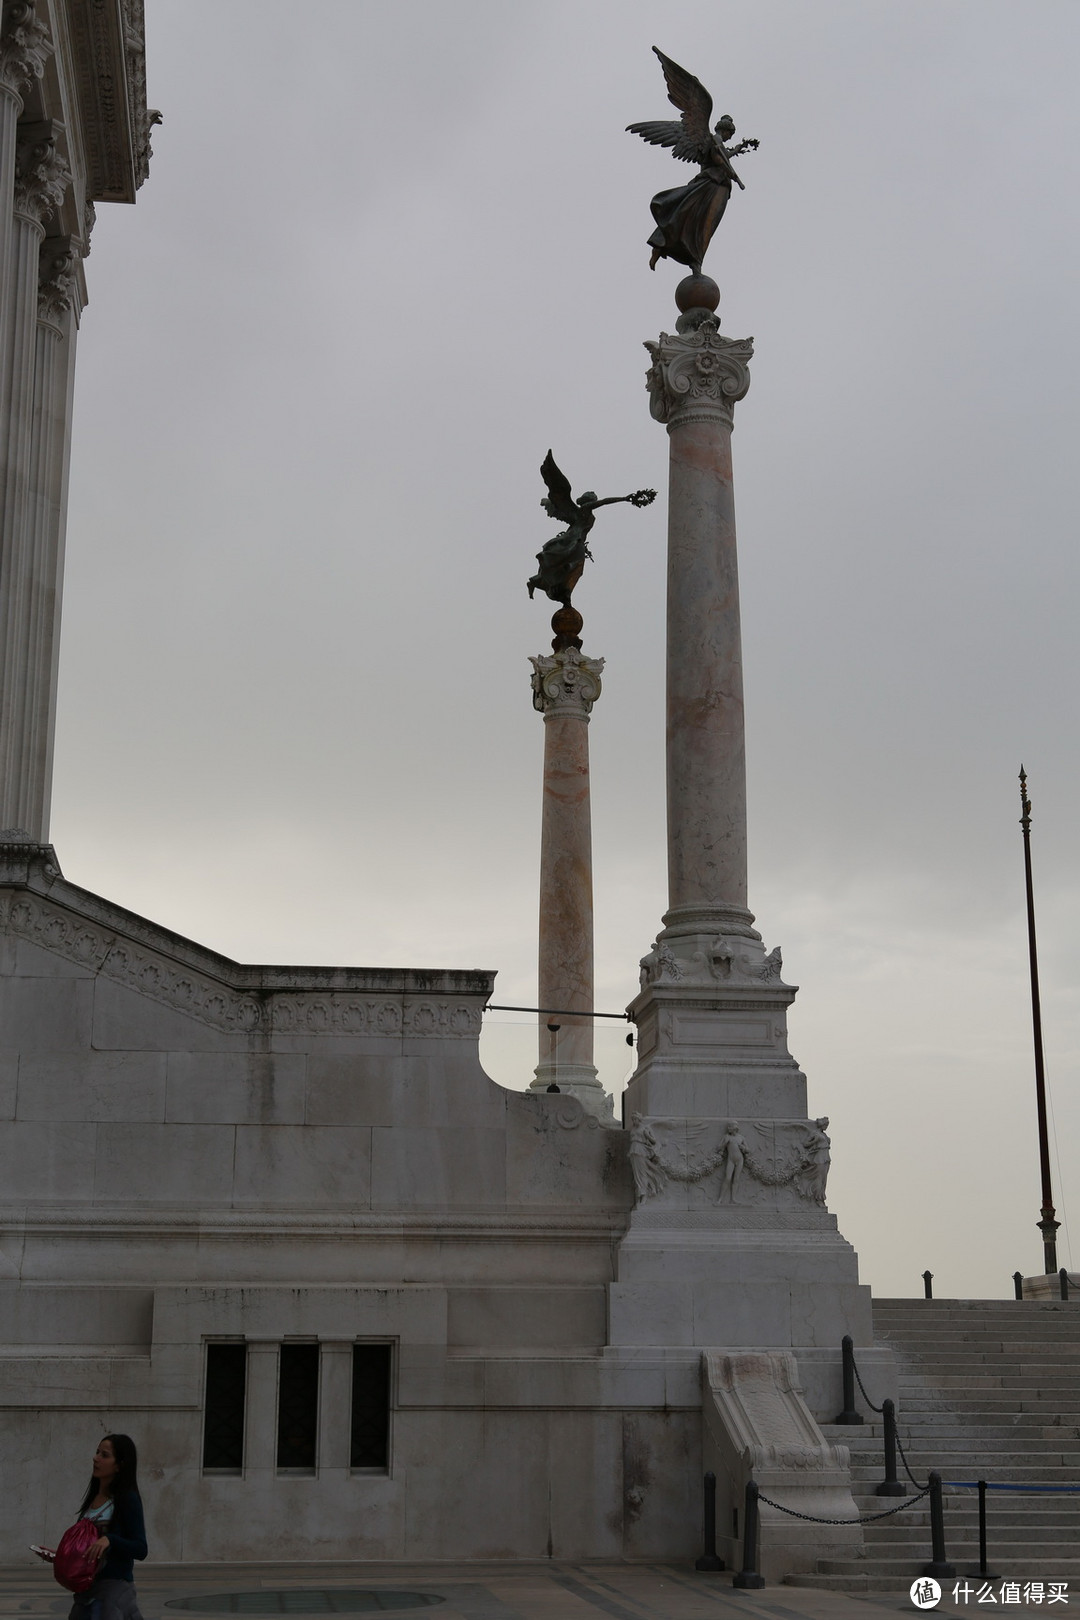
[52,0,1080,1298]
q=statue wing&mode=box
[626,47,714,165]
[540,450,579,526]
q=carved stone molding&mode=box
[530,646,604,718]
[14,121,70,226]
[68,0,157,201]
[271,994,483,1039]
[639,935,785,991]
[37,235,78,323]
[0,890,485,1039]
[0,1,52,99]
[644,320,753,429]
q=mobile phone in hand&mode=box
[29,1545,55,1560]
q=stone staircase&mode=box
[786,1297,1080,1592]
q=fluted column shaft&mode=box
[0,116,69,834]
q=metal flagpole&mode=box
[1019,766,1058,1275]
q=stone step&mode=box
[814,1558,1080,1577]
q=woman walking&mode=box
[43,1434,148,1620]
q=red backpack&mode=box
[53,1518,100,1593]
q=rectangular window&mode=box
[202,1342,247,1471]
[277,1342,319,1469]
[350,1342,392,1469]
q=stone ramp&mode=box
[786,1298,1080,1591]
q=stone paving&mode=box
[0,1560,978,1620]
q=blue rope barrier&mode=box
[945,1481,1080,1493]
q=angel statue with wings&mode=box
[627,47,759,274]
[527,451,655,606]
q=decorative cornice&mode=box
[0,888,485,1039]
[68,0,157,202]
[14,121,70,226]
[530,646,604,718]
[644,319,753,429]
[37,235,77,323]
[0,0,52,100]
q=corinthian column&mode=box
[0,5,52,390]
[647,314,756,946]
[0,119,69,834]
[527,644,611,1120]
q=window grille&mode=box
[202,1342,247,1470]
[277,1343,319,1469]
[350,1343,391,1469]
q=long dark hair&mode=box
[78,1434,139,1515]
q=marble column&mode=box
[24,238,79,838]
[0,119,69,835]
[527,644,611,1120]
[609,302,871,1359]
[0,5,53,398]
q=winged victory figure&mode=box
[527,452,655,605]
[627,47,759,274]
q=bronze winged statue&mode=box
[527,452,655,606]
[627,47,759,274]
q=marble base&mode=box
[530,1062,615,1122]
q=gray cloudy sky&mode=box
[52,0,1080,1297]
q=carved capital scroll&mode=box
[0,1,52,99]
[530,646,604,719]
[38,235,78,323]
[644,320,753,430]
[14,121,70,225]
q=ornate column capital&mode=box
[0,1,52,100]
[644,317,753,430]
[530,647,604,719]
[37,235,77,324]
[14,121,70,226]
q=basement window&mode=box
[202,1342,247,1473]
[277,1343,319,1472]
[350,1343,392,1471]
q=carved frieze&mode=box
[14,122,69,225]
[0,1,52,99]
[644,320,753,429]
[629,1112,831,1210]
[530,646,604,718]
[68,0,158,201]
[639,935,784,990]
[0,890,484,1039]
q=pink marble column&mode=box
[645,317,757,949]
[528,646,610,1117]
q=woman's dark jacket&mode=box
[99,1490,147,1583]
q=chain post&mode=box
[695,1471,725,1571]
[923,1472,956,1577]
[733,1479,766,1589]
[922,1270,933,1299]
[1013,1271,1024,1300]
[1060,1268,1070,1301]
[876,1398,906,1496]
[834,1334,863,1424]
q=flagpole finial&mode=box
[1020,767,1032,831]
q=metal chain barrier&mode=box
[849,1342,928,1489]
[851,1355,884,1415]
[755,1486,930,1525]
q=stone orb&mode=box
[675,273,721,314]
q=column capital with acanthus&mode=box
[37,234,78,323]
[0,1,52,101]
[644,317,753,430]
[14,121,70,226]
[530,646,604,720]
